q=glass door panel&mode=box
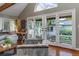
[59,15,72,45]
[35,19,42,39]
[27,19,35,39]
[46,16,56,42]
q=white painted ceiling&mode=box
[0,3,28,17]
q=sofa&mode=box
[0,34,18,44]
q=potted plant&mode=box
[3,37,12,48]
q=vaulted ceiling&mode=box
[0,3,28,17]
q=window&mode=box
[0,17,16,32]
[34,3,58,12]
[27,9,76,48]
[4,20,10,32]
[0,18,3,31]
[59,16,72,44]
[10,20,16,32]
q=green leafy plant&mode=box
[4,38,12,44]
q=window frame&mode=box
[34,3,58,12]
[27,8,76,49]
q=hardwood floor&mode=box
[49,45,79,56]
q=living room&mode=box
[0,3,79,56]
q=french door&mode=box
[27,18,35,39]
[45,15,57,44]
[34,17,43,39]
[27,17,44,39]
[27,9,76,48]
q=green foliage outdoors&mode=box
[60,29,72,35]
[60,36,72,44]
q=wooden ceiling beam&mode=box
[0,3,15,12]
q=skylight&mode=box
[34,3,58,12]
